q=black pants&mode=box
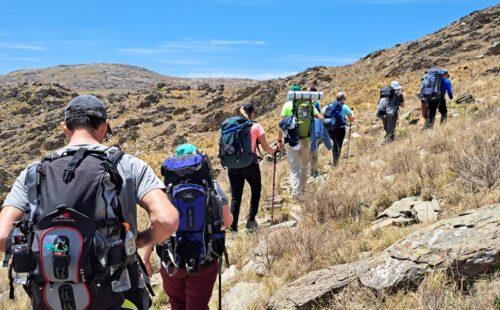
[228,162,261,231]
[328,128,346,166]
[425,98,447,128]
[382,115,398,143]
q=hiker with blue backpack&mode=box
[376,81,405,144]
[142,144,233,310]
[278,85,324,199]
[322,92,355,166]
[219,103,278,232]
[419,67,453,129]
[0,95,179,310]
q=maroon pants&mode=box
[160,261,218,310]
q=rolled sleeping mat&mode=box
[287,91,324,101]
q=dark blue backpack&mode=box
[418,67,446,102]
[159,153,226,273]
[324,101,345,130]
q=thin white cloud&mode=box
[183,71,296,80]
[0,43,46,51]
[118,38,266,55]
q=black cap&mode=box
[64,95,112,134]
[242,102,255,114]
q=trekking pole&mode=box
[218,256,222,310]
[346,121,352,160]
[271,150,278,225]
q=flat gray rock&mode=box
[223,282,264,310]
[371,197,440,229]
[267,204,500,310]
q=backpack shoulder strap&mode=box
[106,145,125,166]
[62,147,88,183]
[292,100,298,118]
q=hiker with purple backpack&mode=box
[142,144,233,310]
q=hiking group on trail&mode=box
[0,66,454,310]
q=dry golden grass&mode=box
[214,96,500,309]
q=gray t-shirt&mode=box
[213,180,228,206]
[1,144,166,236]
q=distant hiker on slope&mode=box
[376,81,405,144]
[219,103,277,232]
[419,67,453,129]
[143,143,233,310]
[322,92,355,166]
[309,87,332,177]
[0,95,179,310]
[278,85,323,200]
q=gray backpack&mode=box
[376,86,396,118]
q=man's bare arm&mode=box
[136,189,179,248]
[0,206,25,252]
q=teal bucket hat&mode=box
[175,143,198,156]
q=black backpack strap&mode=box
[292,100,298,119]
[62,148,87,183]
[26,163,43,222]
[135,253,156,297]
[106,146,125,166]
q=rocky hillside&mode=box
[0,4,498,206]
[0,4,499,310]
[0,63,255,92]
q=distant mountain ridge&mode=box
[0,63,255,92]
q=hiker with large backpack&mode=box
[142,144,233,310]
[277,85,323,199]
[219,103,277,232]
[0,95,179,310]
[322,92,355,166]
[376,81,405,144]
[418,67,453,129]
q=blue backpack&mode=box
[324,101,345,130]
[158,153,227,273]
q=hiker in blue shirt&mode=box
[322,92,355,167]
[439,72,453,124]
[425,70,453,128]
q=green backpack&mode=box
[293,99,314,138]
[219,116,255,169]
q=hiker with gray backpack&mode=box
[418,67,453,129]
[376,81,405,144]
[142,143,233,310]
[0,95,179,310]
[219,103,277,232]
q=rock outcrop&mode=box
[267,204,500,310]
[371,197,441,229]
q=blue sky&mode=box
[0,0,497,79]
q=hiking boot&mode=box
[245,220,258,232]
